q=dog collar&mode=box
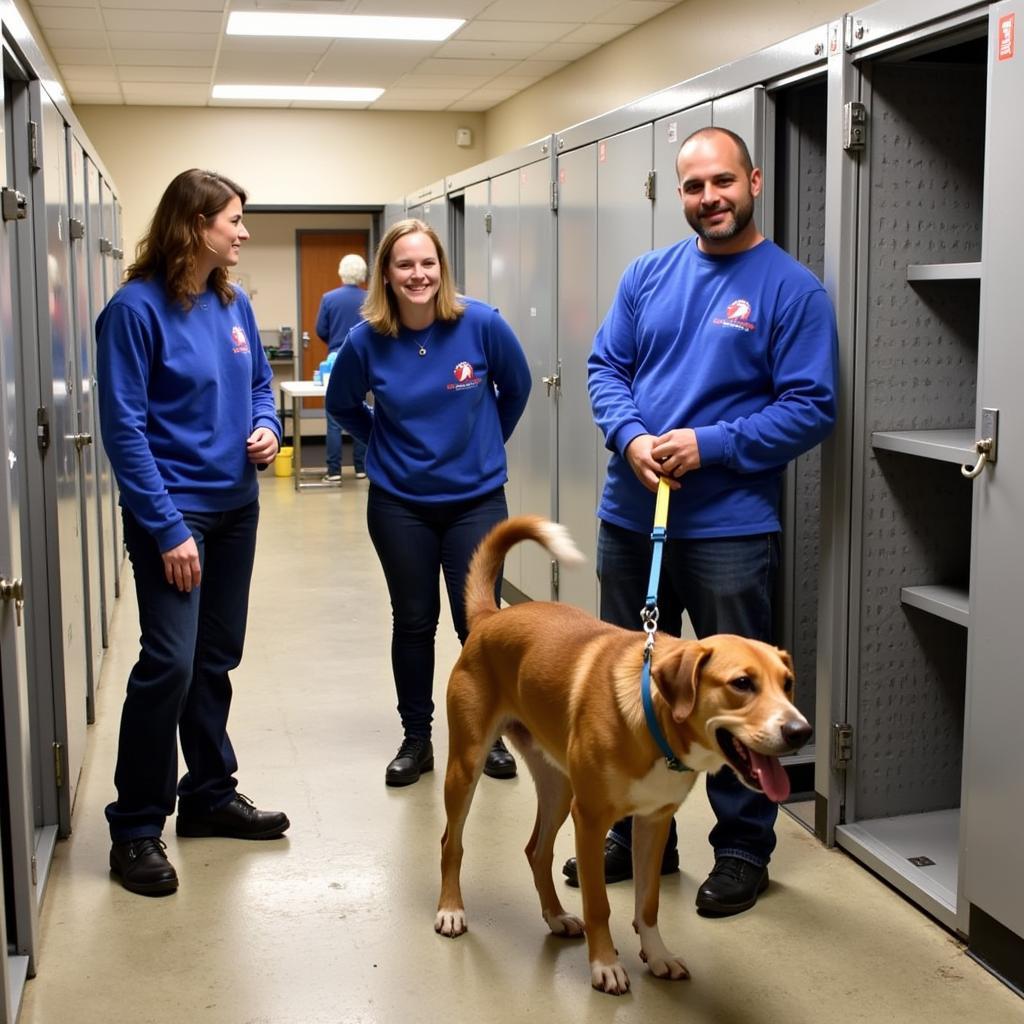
[641,649,691,773]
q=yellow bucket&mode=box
[274,446,294,477]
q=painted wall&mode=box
[240,211,372,332]
[482,0,849,156]
[74,105,485,255]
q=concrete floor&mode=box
[18,473,1024,1023]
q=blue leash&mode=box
[641,479,689,772]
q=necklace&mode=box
[410,323,434,357]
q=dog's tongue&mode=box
[750,752,790,802]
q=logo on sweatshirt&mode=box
[447,361,481,391]
[231,325,250,354]
[713,298,756,332]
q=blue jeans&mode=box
[106,501,260,840]
[326,410,366,475]
[366,485,507,739]
[598,520,781,868]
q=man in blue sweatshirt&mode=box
[564,127,838,916]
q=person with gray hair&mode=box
[316,252,369,480]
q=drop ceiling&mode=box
[21,0,685,111]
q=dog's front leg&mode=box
[632,810,690,981]
[572,807,630,995]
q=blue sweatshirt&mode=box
[316,284,366,353]
[589,238,837,538]
[325,297,531,503]
[96,277,281,552]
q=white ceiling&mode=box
[23,0,686,111]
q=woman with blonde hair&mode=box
[97,169,289,896]
[326,218,531,786]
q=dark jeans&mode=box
[326,410,367,475]
[599,520,781,868]
[367,484,507,739]
[106,501,259,841]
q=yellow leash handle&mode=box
[654,475,671,530]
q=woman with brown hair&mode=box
[326,218,531,787]
[97,169,289,897]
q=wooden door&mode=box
[298,230,369,408]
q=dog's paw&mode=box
[641,950,690,981]
[543,910,585,938]
[590,960,630,995]
[434,908,467,938]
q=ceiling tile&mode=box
[30,6,105,31]
[111,49,215,67]
[413,58,517,77]
[434,40,545,60]
[345,0,492,16]
[68,93,124,105]
[453,21,578,43]
[472,0,621,21]
[101,10,224,32]
[118,66,214,83]
[531,41,599,61]
[369,97,452,110]
[215,52,321,77]
[391,73,493,89]
[376,87,471,102]
[60,65,120,82]
[107,31,220,50]
[41,30,109,49]
[122,82,212,104]
[594,1,675,25]
[53,48,119,66]
[100,0,226,9]
[560,23,631,44]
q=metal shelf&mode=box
[906,261,981,281]
[871,428,974,465]
[901,585,969,628]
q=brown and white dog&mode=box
[435,516,811,995]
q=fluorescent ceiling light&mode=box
[212,84,384,102]
[226,12,464,41]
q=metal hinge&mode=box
[550,181,559,211]
[843,101,867,151]
[69,217,85,240]
[99,237,112,255]
[53,742,64,788]
[1,186,28,221]
[484,212,492,234]
[644,169,656,200]
[551,559,559,596]
[36,406,49,450]
[28,121,40,170]
[832,723,853,770]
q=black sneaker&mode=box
[385,736,433,787]
[110,837,179,897]
[482,737,517,779]
[695,857,768,916]
[562,838,680,887]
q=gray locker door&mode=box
[99,178,121,597]
[489,170,522,590]
[382,201,405,231]
[410,198,449,253]
[555,146,599,613]
[1,59,40,1000]
[515,158,556,600]
[963,0,1024,961]
[462,180,489,303]
[67,136,102,720]
[595,125,654,615]
[84,155,114,648]
[652,103,710,248]
[712,86,766,225]
[39,93,87,827]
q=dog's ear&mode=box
[652,641,711,724]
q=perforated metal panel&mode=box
[853,59,985,820]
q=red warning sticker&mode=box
[998,13,1015,61]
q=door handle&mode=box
[0,577,24,626]
[72,432,93,451]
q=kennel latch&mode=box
[832,723,853,770]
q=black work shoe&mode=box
[110,838,179,897]
[482,737,517,779]
[385,736,433,787]
[176,793,289,839]
[562,838,680,888]
[695,857,769,916]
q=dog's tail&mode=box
[465,515,584,632]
